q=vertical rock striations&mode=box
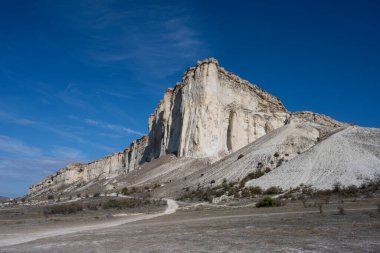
[145,58,289,161]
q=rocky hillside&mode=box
[28,58,352,197]
[247,126,380,190]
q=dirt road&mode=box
[0,199,178,247]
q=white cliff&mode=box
[28,58,346,196]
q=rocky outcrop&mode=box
[28,58,347,196]
[145,58,289,161]
[28,136,148,195]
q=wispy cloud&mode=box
[84,118,143,136]
[51,146,86,161]
[0,111,35,125]
[56,1,208,80]
[0,135,87,183]
[0,135,41,157]
[0,111,115,153]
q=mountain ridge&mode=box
[28,58,350,197]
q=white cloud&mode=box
[0,111,36,125]
[0,135,41,157]
[84,118,143,136]
[50,146,86,161]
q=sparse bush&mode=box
[121,187,129,195]
[342,185,358,196]
[240,170,265,187]
[241,188,251,198]
[153,183,160,189]
[87,203,98,210]
[93,192,100,198]
[43,203,83,215]
[249,186,263,195]
[103,198,150,210]
[264,186,283,195]
[333,182,342,193]
[301,186,313,195]
[76,193,81,198]
[233,189,240,198]
[239,180,246,189]
[256,197,282,207]
[210,180,215,184]
[47,195,54,200]
[222,178,229,190]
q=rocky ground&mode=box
[1,196,379,252]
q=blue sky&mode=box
[1,0,379,197]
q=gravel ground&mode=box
[1,198,379,252]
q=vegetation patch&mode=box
[102,198,164,210]
[43,203,83,216]
[256,197,282,207]
[264,186,283,195]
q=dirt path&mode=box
[0,199,178,247]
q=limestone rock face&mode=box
[28,58,346,196]
[145,58,289,161]
[28,136,148,195]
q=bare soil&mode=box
[1,197,380,252]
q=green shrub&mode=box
[121,187,129,195]
[256,197,282,207]
[249,186,263,195]
[264,186,283,195]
